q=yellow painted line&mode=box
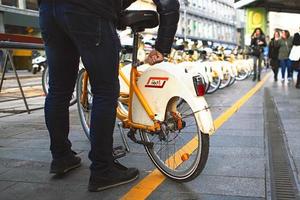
[121,72,272,200]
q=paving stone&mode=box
[220,119,263,131]
[203,156,265,178]
[216,129,263,137]
[10,130,49,139]
[0,147,51,162]
[155,175,265,198]
[149,191,264,200]
[209,147,264,159]
[0,180,16,192]
[0,181,137,200]
[210,135,264,148]
[0,158,49,171]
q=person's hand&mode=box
[258,41,264,45]
[145,50,164,65]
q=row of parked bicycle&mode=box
[41,46,256,106]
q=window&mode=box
[26,0,38,10]
[2,0,18,7]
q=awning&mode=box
[234,0,300,13]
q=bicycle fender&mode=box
[131,62,215,135]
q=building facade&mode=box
[0,0,39,35]
[0,0,242,47]
[178,0,238,46]
[130,0,240,47]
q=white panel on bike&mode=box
[119,63,151,95]
[176,62,210,85]
[131,62,215,135]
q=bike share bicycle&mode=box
[77,10,215,182]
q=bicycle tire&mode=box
[228,76,236,87]
[42,65,77,106]
[42,66,49,96]
[235,69,249,81]
[219,72,231,89]
[206,76,221,94]
[141,98,209,182]
[76,68,92,140]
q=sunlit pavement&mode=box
[0,69,299,200]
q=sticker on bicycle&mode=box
[145,77,169,88]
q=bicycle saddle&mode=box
[119,10,159,32]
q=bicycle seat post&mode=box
[132,31,139,67]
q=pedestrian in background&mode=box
[251,28,267,81]
[276,30,293,82]
[289,27,300,88]
[269,30,281,81]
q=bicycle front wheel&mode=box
[42,65,77,106]
[141,98,209,182]
[207,75,221,94]
[42,66,49,96]
[219,72,231,89]
[76,68,92,139]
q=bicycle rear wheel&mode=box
[141,98,209,182]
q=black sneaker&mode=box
[88,161,139,192]
[252,76,256,81]
[50,153,81,175]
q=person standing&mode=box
[251,28,267,81]
[268,31,281,81]
[276,30,293,82]
[38,0,179,192]
[289,27,300,88]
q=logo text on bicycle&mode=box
[145,77,169,88]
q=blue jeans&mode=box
[280,59,292,79]
[253,53,263,77]
[39,0,120,172]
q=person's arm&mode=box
[250,37,255,47]
[292,34,296,45]
[261,36,267,47]
[268,41,272,58]
[145,0,180,65]
[153,0,180,54]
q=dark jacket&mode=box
[275,37,293,60]
[268,38,280,59]
[41,0,179,54]
[250,34,267,56]
[293,32,300,46]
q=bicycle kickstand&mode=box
[118,122,130,152]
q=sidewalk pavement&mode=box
[0,71,299,200]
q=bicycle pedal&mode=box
[113,146,126,160]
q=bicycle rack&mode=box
[0,34,45,114]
